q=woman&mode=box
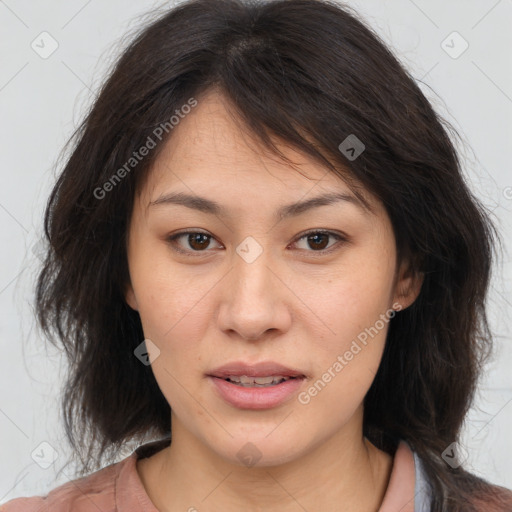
[3,0,511,510]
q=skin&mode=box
[125,89,423,512]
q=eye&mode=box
[291,230,347,254]
[167,231,222,255]
[166,229,347,256]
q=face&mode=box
[125,89,421,467]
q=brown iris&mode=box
[187,233,211,251]
[306,233,330,250]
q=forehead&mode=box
[138,89,377,217]
[153,91,334,181]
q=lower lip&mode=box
[208,376,305,410]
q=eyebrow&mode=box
[148,191,370,219]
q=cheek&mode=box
[300,286,391,420]
[131,246,214,344]
[297,254,395,406]
[304,255,395,346]
[133,265,211,410]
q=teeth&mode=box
[225,375,293,387]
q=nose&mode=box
[216,246,292,342]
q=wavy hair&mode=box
[35,0,507,509]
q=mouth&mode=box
[207,361,307,409]
[222,375,302,387]
[208,360,306,381]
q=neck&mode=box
[137,411,393,512]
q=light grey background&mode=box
[1,0,511,502]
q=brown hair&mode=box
[35,0,510,509]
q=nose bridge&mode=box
[233,240,273,299]
[217,236,290,340]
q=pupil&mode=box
[309,233,328,250]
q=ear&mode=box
[392,259,424,311]
[125,282,139,311]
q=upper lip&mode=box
[208,361,306,379]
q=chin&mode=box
[210,431,310,469]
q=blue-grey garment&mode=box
[413,450,433,511]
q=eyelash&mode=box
[166,229,348,257]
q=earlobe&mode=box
[393,263,424,311]
[125,283,139,311]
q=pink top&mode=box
[1,439,418,511]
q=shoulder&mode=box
[1,437,170,512]
[0,497,47,512]
[0,457,129,512]
[402,441,512,512]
